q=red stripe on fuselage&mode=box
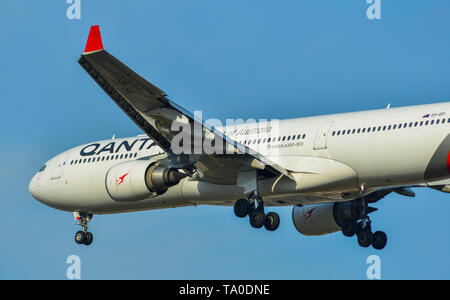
[446,151,450,173]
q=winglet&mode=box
[83,25,104,54]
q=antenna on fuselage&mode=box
[112,134,116,139]
[386,103,391,109]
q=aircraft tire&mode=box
[372,231,387,250]
[264,212,280,231]
[234,199,251,218]
[249,211,266,229]
[75,231,86,245]
[357,228,373,248]
[83,232,94,246]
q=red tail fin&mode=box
[84,25,104,54]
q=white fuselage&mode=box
[29,102,450,214]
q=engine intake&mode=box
[105,160,188,202]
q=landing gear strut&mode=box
[74,212,94,246]
[233,195,280,232]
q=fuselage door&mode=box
[313,121,334,150]
[50,153,69,180]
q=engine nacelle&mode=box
[105,160,187,202]
[292,201,365,236]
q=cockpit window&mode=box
[38,165,47,172]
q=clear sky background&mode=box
[1,0,450,279]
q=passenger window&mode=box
[302,134,306,139]
[414,122,418,127]
[431,120,435,125]
[437,119,440,124]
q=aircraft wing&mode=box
[78,26,294,185]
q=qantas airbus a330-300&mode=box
[29,26,450,250]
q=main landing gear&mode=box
[74,212,94,246]
[234,196,280,231]
[340,201,387,250]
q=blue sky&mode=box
[1,0,450,279]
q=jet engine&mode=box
[292,201,367,236]
[105,160,188,202]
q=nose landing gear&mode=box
[74,212,94,246]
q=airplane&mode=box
[29,25,450,250]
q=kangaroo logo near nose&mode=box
[117,172,129,186]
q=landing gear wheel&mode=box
[83,232,94,246]
[372,231,387,250]
[341,220,358,237]
[234,199,251,218]
[264,212,280,231]
[357,228,373,248]
[249,211,266,229]
[75,231,86,245]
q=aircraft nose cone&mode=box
[28,174,40,200]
